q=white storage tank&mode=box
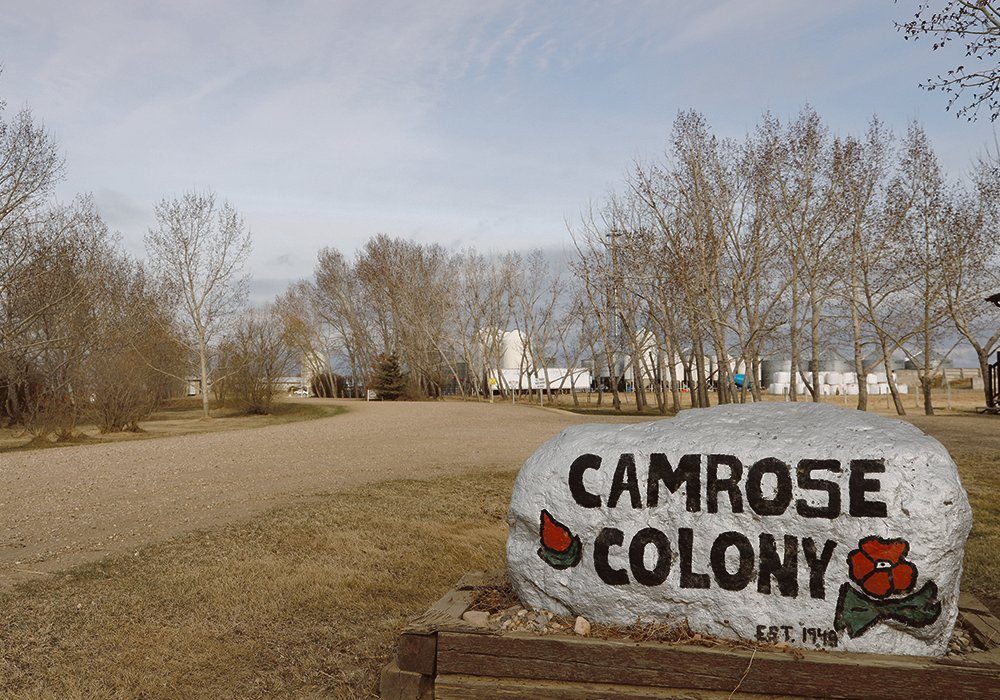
[500,330,529,370]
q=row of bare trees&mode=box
[5,91,995,422]
[288,108,997,416]
[281,236,596,401]
[571,107,999,416]
[0,94,297,440]
[0,98,189,438]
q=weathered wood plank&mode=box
[397,632,437,675]
[959,591,993,615]
[437,631,1000,700]
[454,570,502,590]
[958,591,1000,649]
[405,585,477,633]
[379,660,433,700]
[435,673,800,699]
[403,570,508,635]
[961,610,1000,649]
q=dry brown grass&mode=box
[552,387,990,417]
[0,411,994,699]
[0,399,345,453]
[906,414,1000,603]
[0,471,512,699]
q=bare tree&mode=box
[0,98,64,387]
[892,124,953,415]
[145,191,251,418]
[940,152,1000,406]
[571,208,628,411]
[89,259,185,432]
[898,0,1000,121]
[274,281,334,395]
[224,307,294,414]
[508,250,564,405]
[313,248,373,396]
[831,120,893,411]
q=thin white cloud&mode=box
[0,0,995,283]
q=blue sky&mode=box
[1,1,997,301]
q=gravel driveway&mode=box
[0,399,643,588]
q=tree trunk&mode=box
[879,338,906,416]
[198,335,210,419]
[979,350,995,408]
[748,355,761,402]
[631,353,644,413]
[666,351,681,413]
[850,306,868,411]
[692,334,708,408]
[606,354,621,411]
[788,280,801,402]
[809,301,822,402]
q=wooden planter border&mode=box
[380,572,1000,699]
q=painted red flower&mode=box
[537,510,581,569]
[540,510,574,552]
[847,536,917,598]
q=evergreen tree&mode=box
[371,353,405,400]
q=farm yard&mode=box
[0,398,995,697]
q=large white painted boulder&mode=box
[506,403,972,656]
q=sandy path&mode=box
[0,400,642,587]
[4,399,990,590]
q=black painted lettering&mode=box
[568,454,602,508]
[746,457,793,516]
[709,531,754,591]
[608,454,642,508]
[849,459,887,517]
[628,527,672,586]
[647,453,701,512]
[678,527,710,589]
[593,528,628,585]
[802,538,837,599]
[796,459,842,519]
[707,454,744,514]
[757,533,798,597]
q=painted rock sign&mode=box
[506,403,972,656]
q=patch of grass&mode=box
[0,400,346,454]
[0,470,513,698]
[910,416,1000,603]
[559,405,672,417]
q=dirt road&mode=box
[3,399,994,590]
[0,400,642,588]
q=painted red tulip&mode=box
[847,536,917,598]
[537,509,581,569]
[540,510,574,552]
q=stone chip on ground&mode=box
[461,610,489,626]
